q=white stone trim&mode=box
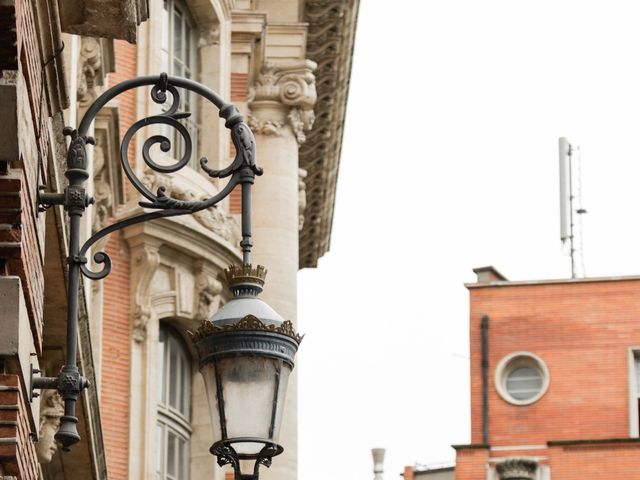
[494,351,550,406]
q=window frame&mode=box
[161,0,199,168]
[156,324,193,480]
[494,351,550,406]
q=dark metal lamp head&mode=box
[192,265,302,480]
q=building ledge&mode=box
[548,437,640,447]
[451,443,490,450]
[466,273,640,289]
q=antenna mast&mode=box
[558,137,587,278]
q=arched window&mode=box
[156,325,192,480]
[161,0,199,167]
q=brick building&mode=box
[0,1,358,480]
[452,266,640,479]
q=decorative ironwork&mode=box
[210,439,284,480]
[191,314,303,344]
[33,73,261,451]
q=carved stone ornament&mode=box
[141,170,240,243]
[198,23,220,47]
[249,60,317,145]
[195,268,223,321]
[77,37,103,106]
[495,458,538,480]
[298,168,307,231]
[190,314,303,344]
[130,244,161,342]
[36,390,65,464]
[92,144,113,232]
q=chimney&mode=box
[403,466,414,480]
[473,266,507,283]
[372,448,385,480]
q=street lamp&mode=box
[32,73,301,480]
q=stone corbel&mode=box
[199,23,221,47]
[194,260,223,322]
[248,60,317,145]
[130,243,161,342]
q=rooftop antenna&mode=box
[559,137,587,278]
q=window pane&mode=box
[169,338,178,408]
[156,424,164,479]
[158,330,166,403]
[167,431,177,478]
[173,8,183,64]
[635,356,640,397]
[506,367,542,400]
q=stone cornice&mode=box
[299,0,360,268]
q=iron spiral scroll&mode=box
[64,73,262,280]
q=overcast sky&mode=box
[297,2,640,479]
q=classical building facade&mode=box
[453,267,640,480]
[0,1,358,480]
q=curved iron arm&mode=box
[34,73,260,451]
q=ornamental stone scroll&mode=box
[248,60,317,145]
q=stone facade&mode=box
[0,1,358,480]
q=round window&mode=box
[495,352,549,405]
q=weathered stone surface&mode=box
[57,0,149,43]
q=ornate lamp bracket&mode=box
[33,73,261,450]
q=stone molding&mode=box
[248,60,317,145]
[299,0,360,267]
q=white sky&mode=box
[297,1,640,480]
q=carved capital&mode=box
[249,60,317,145]
[130,244,161,342]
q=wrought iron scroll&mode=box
[35,73,261,451]
[75,73,261,279]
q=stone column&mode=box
[248,60,316,480]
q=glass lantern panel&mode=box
[219,356,279,455]
[200,363,223,442]
[272,363,292,443]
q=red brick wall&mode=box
[101,232,131,480]
[99,39,137,480]
[548,443,640,479]
[229,73,248,214]
[469,280,640,446]
[0,173,43,351]
[0,374,38,480]
[453,447,488,480]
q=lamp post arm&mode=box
[34,73,260,451]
